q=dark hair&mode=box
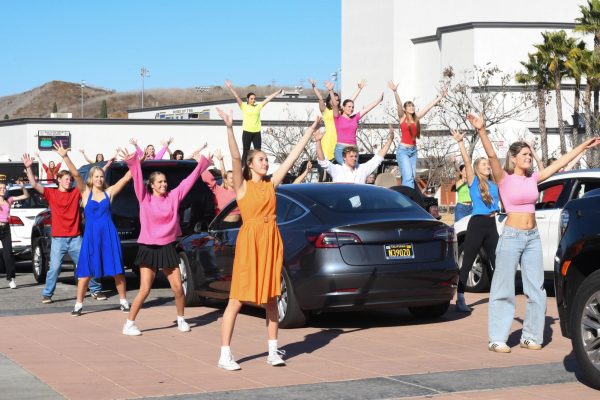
[242,149,270,181]
[172,150,184,160]
[325,92,340,110]
[246,92,256,101]
[342,145,359,158]
[146,171,167,192]
[56,170,72,180]
[459,164,465,172]
[546,157,557,168]
[95,153,104,162]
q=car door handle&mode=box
[536,215,546,219]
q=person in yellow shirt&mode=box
[225,80,282,165]
[309,79,366,161]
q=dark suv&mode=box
[30,160,215,290]
[554,188,600,388]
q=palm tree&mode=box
[535,30,578,154]
[575,0,600,118]
[579,49,600,165]
[564,40,587,148]
[516,52,552,164]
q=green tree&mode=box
[564,40,587,148]
[575,0,600,117]
[52,102,58,113]
[516,52,552,164]
[100,100,108,118]
[534,30,578,154]
[3,114,8,120]
[579,49,600,166]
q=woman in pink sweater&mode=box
[120,144,209,336]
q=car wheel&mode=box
[570,270,600,389]
[178,252,204,307]
[408,301,450,318]
[457,242,491,293]
[31,239,47,283]
[277,268,307,329]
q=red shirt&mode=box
[43,188,82,237]
[400,120,417,145]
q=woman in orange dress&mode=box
[216,107,321,371]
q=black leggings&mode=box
[0,225,15,280]
[458,215,498,293]
[241,130,261,166]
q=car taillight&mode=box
[307,232,362,248]
[434,227,454,244]
[559,209,570,238]
[8,216,23,226]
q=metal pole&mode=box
[80,80,85,118]
[140,67,150,108]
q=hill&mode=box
[0,81,302,119]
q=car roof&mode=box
[278,182,395,196]
[542,168,600,183]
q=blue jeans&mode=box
[454,203,473,223]
[488,226,546,344]
[396,145,417,189]
[333,144,346,165]
[43,236,102,298]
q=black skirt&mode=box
[135,242,180,269]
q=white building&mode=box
[341,0,589,156]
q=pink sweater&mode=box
[127,155,210,245]
[135,145,168,160]
[201,169,236,214]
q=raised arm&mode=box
[467,114,504,183]
[325,81,339,117]
[10,185,30,202]
[53,142,85,193]
[293,161,312,184]
[314,129,326,161]
[107,171,132,200]
[262,88,283,107]
[538,137,600,182]
[121,147,147,203]
[359,92,384,119]
[564,150,585,171]
[214,149,227,184]
[102,148,118,172]
[349,80,366,102]
[387,81,404,120]
[272,116,321,187]
[416,87,447,119]
[224,80,243,108]
[451,130,475,186]
[377,126,395,158]
[22,154,44,194]
[155,137,173,160]
[129,138,144,159]
[78,149,94,164]
[216,107,244,194]
[309,79,326,112]
[173,154,210,201]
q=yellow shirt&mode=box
[240,102,264,133]
[321,108,337,160]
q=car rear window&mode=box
[311,186,417,212]
[8,189,48,209]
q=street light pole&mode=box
[194,86,210,102]
[80,80,85,118]
[140,67,150,108]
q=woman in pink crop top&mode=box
[328,81,383,166]
[468,113,600,354]
[388,82,447,189]
[0,182,30,289]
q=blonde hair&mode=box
[86,166,108,190]
[473,158,493,206]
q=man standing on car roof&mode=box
[22,149,106,304]
[315,125,395,184]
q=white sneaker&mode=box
[177,319,191,332]
[267,349,286,366]
[488,341,511,353]
[218,353,241,371]
[122,322,142,336]
[520,339,542,350]
[8,279,16,289]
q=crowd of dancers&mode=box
[1,79,599,370]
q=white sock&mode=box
[125,319,135,327]
[74,302,83,311]
[220,346,231,358]
[268,339,278,351]
[177,315,185,323]
[457,292,465,302]
[120,298,129,306]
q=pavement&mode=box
[1,261,599,399]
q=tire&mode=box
[569,270,600,389]
[458,242,491,293]
[408,301,450,319]
[178,252,204,307]
[31,239,47,283]
[277,268,307,328]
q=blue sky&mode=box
[0,0,341,96]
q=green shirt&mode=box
[240,102,264,133]
[457,182,472,203]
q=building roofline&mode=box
[127,96,320,113]
[411,21,577,44]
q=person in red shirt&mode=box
[35,152,62,182]
[23,145,105,303]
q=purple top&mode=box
[126,155,210,245]
[0,197,14,223]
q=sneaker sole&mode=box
[520,343,542,350]
[218,363,241,371]
[42,300,53,304]
[488,346,511,353]
[267,360,286,366]
[122,331,142,336]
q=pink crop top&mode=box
[498,171,540,213]
[333,112,361,144]
[0,197,14,222]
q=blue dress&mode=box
[76,191,124,278]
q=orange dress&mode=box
[229,180,283,304]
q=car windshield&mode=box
[310,185,416,212]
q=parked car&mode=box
[30,160,215,283]
[454,169,600,292]
[0,184,50,257]
[178,183,458,328]
[554,188,600,388]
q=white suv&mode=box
[454,169,600,292]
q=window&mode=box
[573,180,600,200]
[312,186,415,212]
[536,182,565,210]
[276,195,305,224]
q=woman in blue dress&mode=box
[64,160,132,316]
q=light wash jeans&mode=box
[488,226,546,344]
[396,145,417,189]
[454,203,473,223]
[42,236,102,298]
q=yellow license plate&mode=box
[384,243,414,259]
